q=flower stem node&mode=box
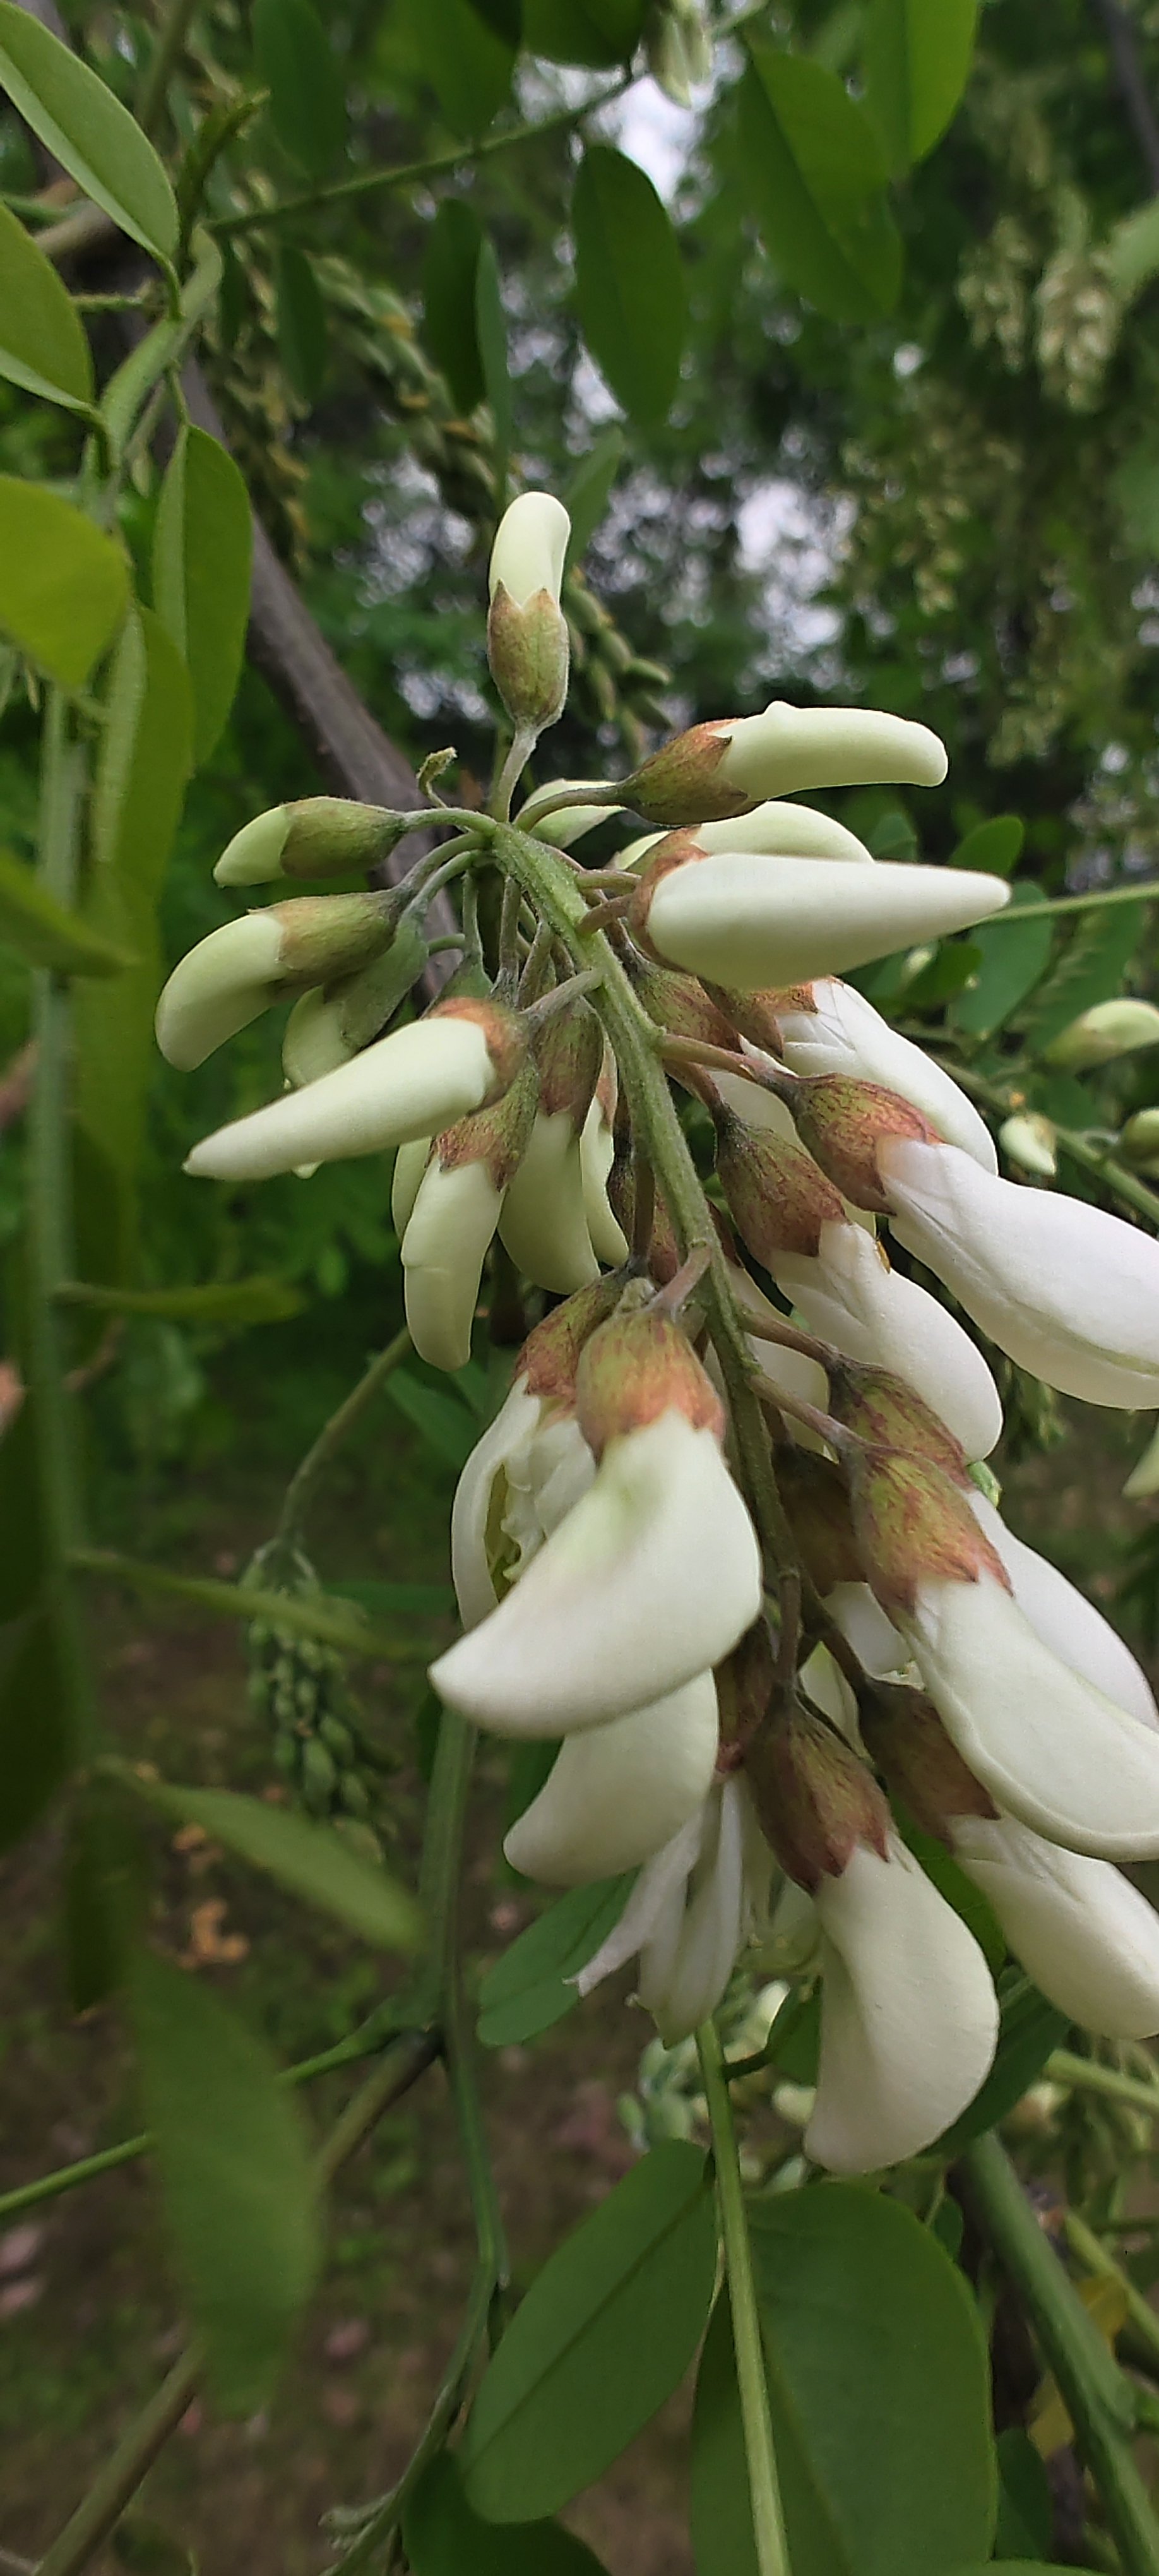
[213,797,413,888]
[155,893,399,1071]
[622,700,949,832]
[487,491,571,737]
[184,996,527,1181]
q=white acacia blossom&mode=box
[630,849,1009,993]
[504,1671,720,1884]
[574,1777,773,2046]
[952,1815,1159,2041]
[770,978,997,1169]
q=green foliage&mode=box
[0,200,93,412]
[0,846,131,975]
[475,1873,634,2044]
[864,0,979,174]
[461,2142,718,2519]
[252,0,348,178]
[573,145,687,428]
[0,477,128,687]
[738,45,901,325]
[403,2451,610,2572]
[422,200,486,416]
[0,1,177,264]
[935,1977,1069,2155]
[152,426,253,766]
[275,243,328,406]
[117,1774,420,1951]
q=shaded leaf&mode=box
[0,199,93,410]
[62,1277,303,1326]
[0,1605,72,1854]
[692,2184,995,2576]
[949,882,1054,1039]
[739,45,901,324]
[422,199,485,414]
[462,2142,718,2519]
[0,477,128,689]
[523,0,646,67]
[934,1974,1068,2156]
[475,236,512,500]
[0,2,177,264]
[949,815,1025,878]
[477,1873,633,2044]
[564,426,624,565]
[864,0,979,175]
[0,845,131,976]
[129,1948,321,2412]
[152,426,253,766]
[275,244,327,405]
[468,0,523,42]
[573,145,687,429]
[119,1775,420,1952]
[1022,899,1150,1056]
[387,1368,481,1470]
[1105,200,1159,299]
[403,2451,610,2572]
[994,2427,1054,2560]
[112,2516,198,2576]
[63,1789,149,2011]
[410,0,514,135]
[253,0,347,176]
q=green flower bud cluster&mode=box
[244,1541,393,1867]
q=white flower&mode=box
[805,1832,999,2174]
[503,1671,720,1883]
[824,1581,909,1678]
[775,1217,1004,1461]
[401,1155,504,1372]
[773,979,996,1169]
[951,1813,1159,2041]
[881,1136,1159,1407]
[282,988,357,1088]
[968,1490,1157,1727]
[999,1112,1057,1179]
[499,1109,600,1293]
[634,854,1009,991]
[489,491,569,608]
[157,912,286,1070]
[1045,996,1159,1070]
[575,1777,772,2044]
[686,802,876,863]
[579,1078,630,1265]
[627,703,949,830]
[431,1409,762,1734]
[391,1134,432,1237]
[450,1373,596,1630]
[184,1001,522,1183]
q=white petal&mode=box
[749,1336,831,1448]
[953,1813,1159,2039]
[969,1493,1157,1727]
[499,1111,600,1293]
[283,988,356,1088]
[431,1412,763,1733]
[156,913,285,1070]
[504,1672,720,1883]
[883,1138,1159,1409]
[401,1157,502,1371]
[806,1836,999,2173]
[580,1094,630,1265]
[391,1135,432,1237]
[645,857,1007,991]
[825,1581,910,1678]
[799,1642,860,1741]
[489,491,569,608]
[450,1376,545,1629]
[775,981,996,1170]
[692,802,875,862]
[720,703,948,799]
[573,1812,705,1995]
[776,1219,1004,1460]
[185,1015,496,1182]
[905,1573,1159,1859]
[639,1777,748,2042]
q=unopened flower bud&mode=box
[580,1052,630,1267]
[499,1005,604,1294]
[827,1359,972,1486]
[772,977,997,1169]
[746,1696,891,1892]
[713,1107,847,1260]
[859,1685,997,1840]
[575,1305,722,1455]
[1118,1108,1159,1172]
[487,491,571,736]
[185,996,527,1182]
[526,780,623,847]
[282,988,357,1088]
[691,800,876,862]
[999,1110,1057,1178]
[645,0,711,104]
[1045,996,1159,1070]
[631,958,740,1054]
[156,893,397,1071]
[628,838,1006,991]
[782,1074,936,1212]
[403,1058,538,1369]
[214,797,411,888]
[623,700,948,832]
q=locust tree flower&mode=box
[968,1489,1157,1727]
[662,801,876,864]
[645,0,711,104]
[622,700,948,831]
[503,1670,720,1883]
[155,895,396,1071]
[628,844,1008,991]
[184,999,526,1183]
[431,1306,762,1732]
[579,1054,630,1266]
[213,797,410,888]
[998,1112,1057,1178]
[1045,996,1159,1069]
[487,490,571,736]
[849,1448,1159,1857]
[770,979,996,1169]
[448,1284,611,1628]
[498,1005,602,1294]
[282,988,358,1088]
[400,1061,538,1370]
[574,1776,772,2045]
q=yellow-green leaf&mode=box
[0,477,128,689]
[152,426,253,766]
[0,199,93,410]
[0,2,177,264]
[0,844,130,975]
[864,0,979,175]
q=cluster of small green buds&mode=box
[246,1542,391,1866]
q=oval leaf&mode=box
[949,883,1055,1041]
[477,1874,634,2046]
[934,1976,1068,2156]
[423,199,485,415]
[0,2,177,263]
[408,0,514,136]
[1022,899,1150,1056]
[0,200,93,410]
[739,45,901,325]
[573,144,687,430]
[126,1779,420,1952]
[275,242,327,405]
[692,2183,995,2576]
[949,815,1025,877]
[152,425,253,766]
[253,0,347,176]
[461,2140,718,2520]
[523,0,646,68]
[0,477,128,689]
[864,0,979,175]
[403,2452,610,2573]
[129,1947,321,2413]
[0,845,130,975]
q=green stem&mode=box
[698,2020,791,2576]
[1065,2209,1159,2377]
[136,0,199,138]
[275,1326,411,1550]
[1047,2049,1159,2118]
[984,880,1159,924]
[214,84,629,237]
[71,1546,431,1662]
[961,2133,1159,2576]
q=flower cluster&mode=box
[159,487,1159,2176]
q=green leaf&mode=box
[948,2568,1067,2574]
[949,882,1054,1040]
[864,0,979,175]
[152,426,253,767]
[0,2,177,265]
[949,815,1025,877]
[692,2183,995,2576]
[98,230,223,462]
[564,426,624,565]
[739,45,901,325]
[422,200,485,415]
[252,0,347,176]
[403,2451,610,2572]
[462,2141,718,2520]
[63,1789,149,2011]
[934,1976,1068,2155]
[994,2427,1054,2560]
[119,1777,420,1952]
[522,0,646,68]
[0,1606,71,1854]
[468,0,523,42]
[111,2515,197,2576]
[475,236,513,501]
[477,1874,633,2045]
[129,1947,321,2412]
[1103,198,1159,300]
[0,845,130,976]
[61,1277,303,1326]
[74,605,193,1281]
[387,1367,482,1470]
[1022,899,1150,1056]
[0,477,128,689]
[573,145,687,430]
[410,0,514,136]
[1111,447,1159,553]
[0,199,93,410]
[275,244,327,405]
